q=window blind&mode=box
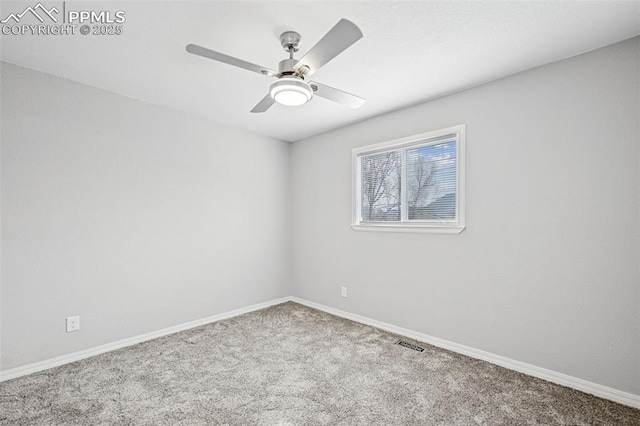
[359,139,457,223]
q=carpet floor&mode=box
[1,302,639,425]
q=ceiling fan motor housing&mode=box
[278,58,298,76]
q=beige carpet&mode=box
[1,302,639,425]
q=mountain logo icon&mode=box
[1,3,59,24]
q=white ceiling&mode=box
[1,1,639,141]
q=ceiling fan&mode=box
[186,19,365,113]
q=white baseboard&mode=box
[290,297,640,409]
[0,296,290,382]
[3,295,639,409]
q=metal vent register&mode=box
[396,340,425,352]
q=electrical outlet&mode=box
[341,287,348,298]
[66,316,80,333]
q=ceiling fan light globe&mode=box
[274,90,309,106]
[270,77,312,106]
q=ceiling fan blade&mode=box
[186,44,276,77]
[310,81,365,109]
[294,19,363,77]
[250,93,276,113]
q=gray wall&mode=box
[1,62,292,370]
[2,37,639,397]
[291,37,640,394]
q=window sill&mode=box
[351,224,465,234]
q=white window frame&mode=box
[351,124,465,234]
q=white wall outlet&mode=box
[66,315,80,333]
[341,287,348,298]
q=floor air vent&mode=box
[397,340,425,352]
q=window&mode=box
[352,125,465,233]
